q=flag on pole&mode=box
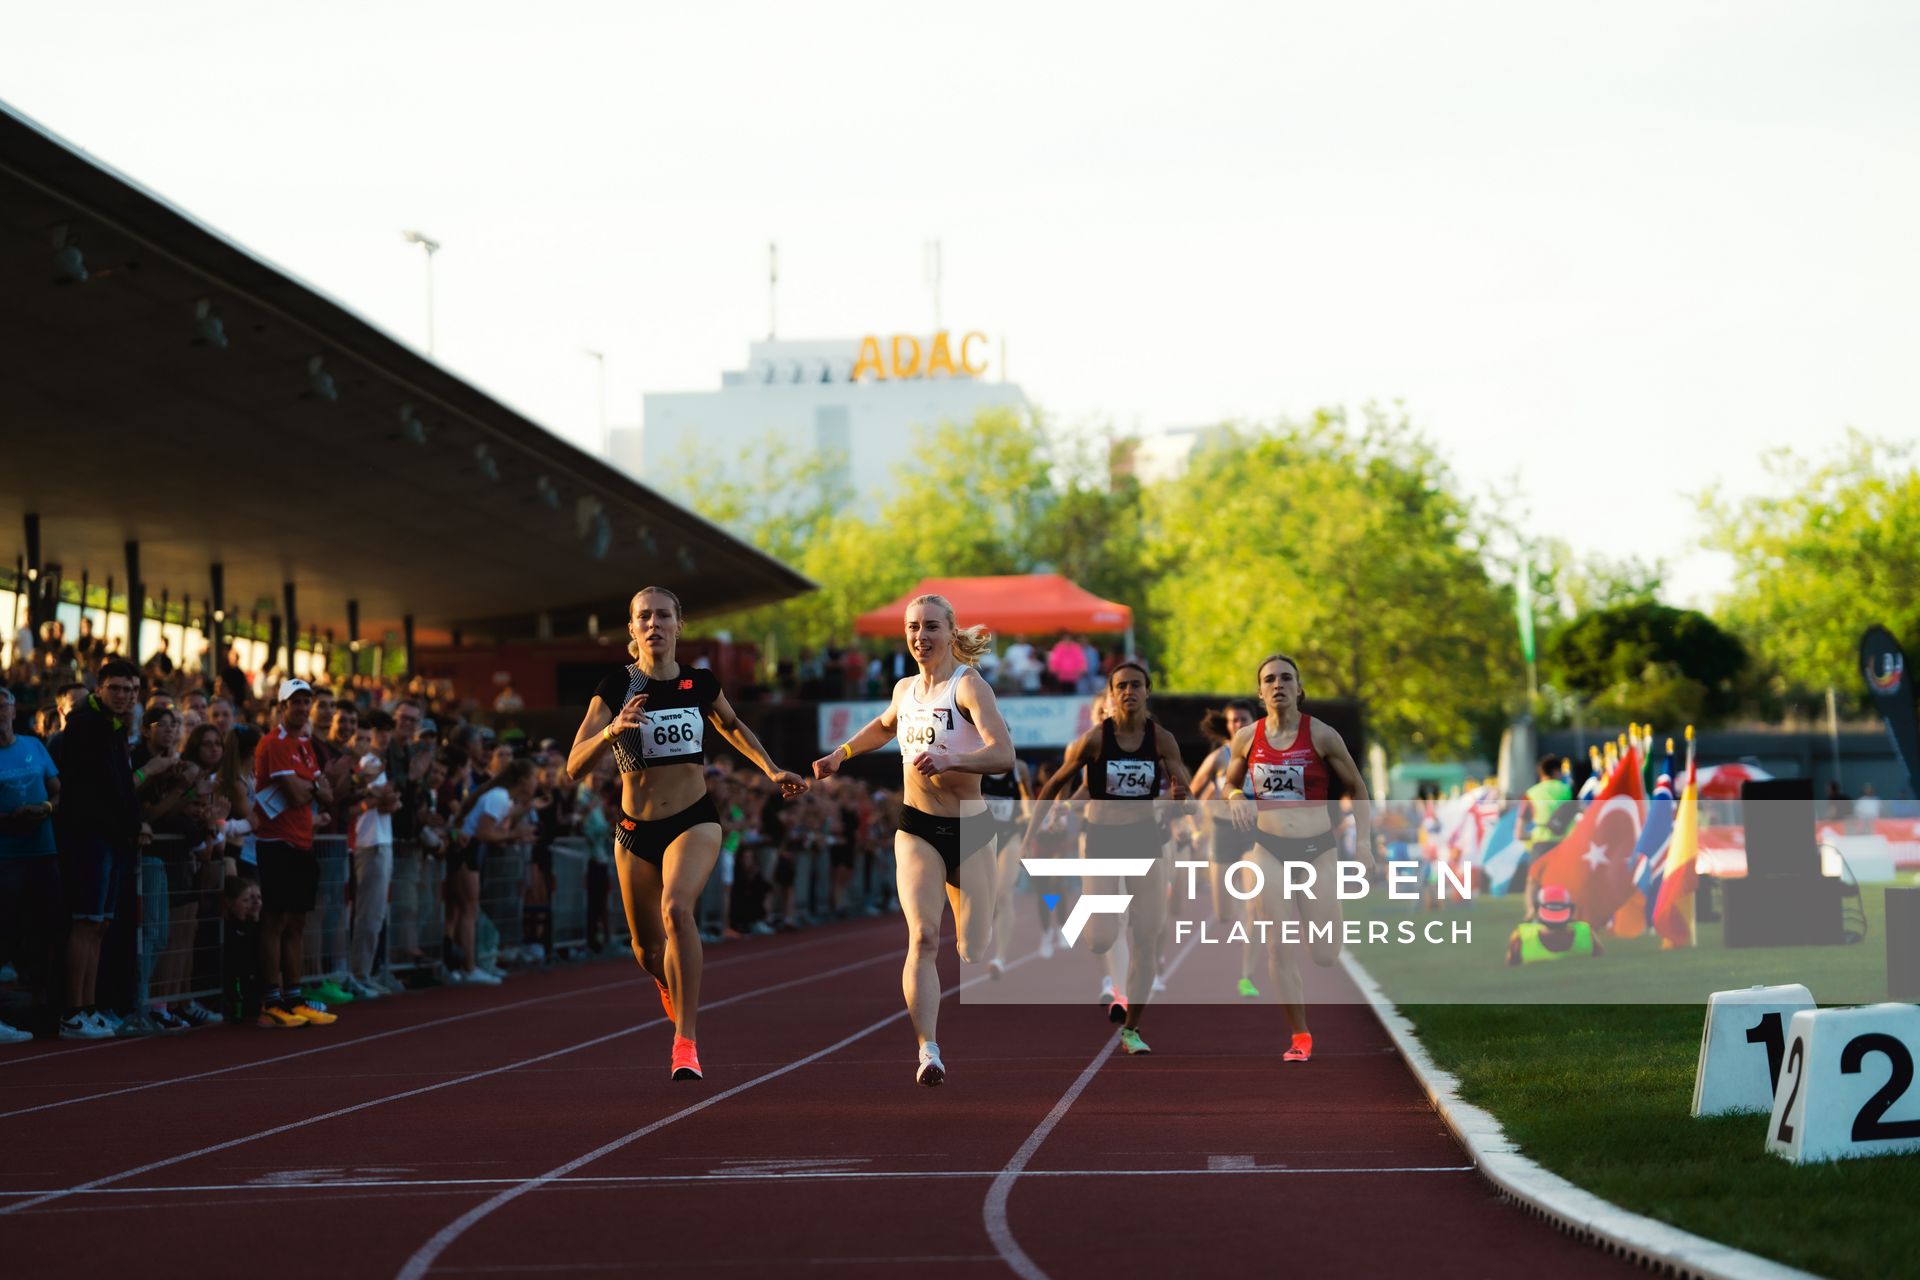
[1528,744,1647,927]
[1630,769,1677,925]
[1652,731,1700,948]
[1480,807,1526,895]
[1515,562,1535,665]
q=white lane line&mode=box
[982,937,1200,1280]
[0,945,903,1217]
[395,953,1036,1280]
[0,925,883,1118]
[0,1165,1477,1198]
[433,1259,1004,1274]
[0,1037,136,1069]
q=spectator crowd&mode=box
[780,633,1123,701]
[1,623,912,1046]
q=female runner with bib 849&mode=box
[567,586,809,1082]
[811,594,1015,1087]
[1220,653,1375,1064]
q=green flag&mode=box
[1515,562,1536,664]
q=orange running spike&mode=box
[655,979,675,1024]
[671,1035,702,1081]
[1283,1032,1313,1063]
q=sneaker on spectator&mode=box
[344,977,385,1001]
[287,1000,337,1026]
[750,921,775,936]
[1,1018,36,1044]
[94,1009,126,1035]
[464,968,502,986]
[115,1011,163,1037]
[176,1001,218,1028]
[445,968,467,986]
[480,963,508,982]
[149,1008,192,1034]
[371,972,407,996]
[308,979,355,1006]
[59,1014,111,1040]
[257,1007,305,1028]
[0,962,16,983]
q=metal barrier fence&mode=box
[118,827,903,1019]
[129,834,626,1015]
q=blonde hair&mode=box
[907,593,993,666]
[627,586,684,660]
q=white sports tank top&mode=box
[896,666,987,761]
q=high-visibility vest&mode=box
[1514,920,1594,963]
[1524,779,1574,849]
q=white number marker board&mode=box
[1692,984,1815,1117]
[1767,1003,1920,1164]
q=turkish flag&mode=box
[1527,746,1647,927]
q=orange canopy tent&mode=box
[853,574,1133,638]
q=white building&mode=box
[612,334,1028,515]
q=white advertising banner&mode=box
[816,695,1098,752]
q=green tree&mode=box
[1703,432,1920,704]
[653,407,1089,665]
[1142,407,1515,755]
[1541,602,1748,728]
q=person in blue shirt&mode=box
[0,687,60,1041]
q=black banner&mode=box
[1861,624,1920,799]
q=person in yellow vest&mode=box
[1506,885,1605,965]
[1516,756,1574,922]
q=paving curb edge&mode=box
[1340,952,1824,1280]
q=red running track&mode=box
[0,913,1642,1278]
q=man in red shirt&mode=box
[253,679,338,1027]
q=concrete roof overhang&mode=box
[0,101,811,643]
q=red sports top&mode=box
[254,725,320,848]
[1246,714,1331,805]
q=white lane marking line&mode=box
[432,1259,1005,1273]
[0,925,884,1119]
[0,1165,1477,1198]
[0,946,903,1217]
[395,953,1036,1280]
[983,937,1199,1280]
[0,1037,135,1068]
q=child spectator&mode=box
[221,876,265,1022]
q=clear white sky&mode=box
[5,2,1916,608]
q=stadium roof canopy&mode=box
[0,100,811,651]
[854,574,1133,637]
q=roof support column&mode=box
[124,540,142,669]
[208,563,225,693]
[282,580,297,679]
[23,513,41,633]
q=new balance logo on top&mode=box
[1018,858,1158,945]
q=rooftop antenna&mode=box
[924,238,943,331]
[767,241,778,340]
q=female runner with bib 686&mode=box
[811,594,1015,1087]
[568,586,809,1082]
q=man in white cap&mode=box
[253,678,338,1026]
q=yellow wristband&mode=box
[839,743,854,761]
[602,724,615,744]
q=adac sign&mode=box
[852,331,988,381]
